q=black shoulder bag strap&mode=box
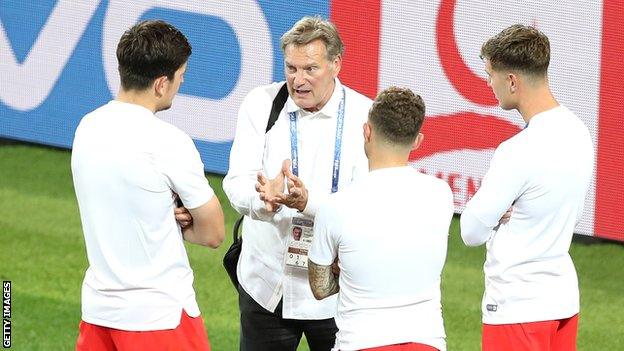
[266,83,289,133]
[224,83,288,288]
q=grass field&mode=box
[1,142,623,350]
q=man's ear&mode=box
[508,73,518,93]
[332,55,342,78]
[412,133,424,151]
[363,121,372,142]
[153,76,168,97]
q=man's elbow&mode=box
[313,293,325,300]
[202,228,225,248]
[308,276,331,300]
[460,232,486,247]
[460,210,493,247]
[188,222,225,248]
[311,288,327,300]
[212,228,226,248]
[309,280,338,300]
[189,197,226,248]
[202,238,222,249]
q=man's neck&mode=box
[517,84,559,124]
[368,149,409,171]
[117,89,157,113]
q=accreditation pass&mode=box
[285,216,314,269]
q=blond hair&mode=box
[280,16,344,60]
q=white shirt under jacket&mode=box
[223,79,373,319]
[460,105,594,324]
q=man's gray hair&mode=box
[280,16,344,61]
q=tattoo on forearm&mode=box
[308,260,339,299]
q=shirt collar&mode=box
[110,100,155,118]
[286,78,344,119]
[525,105,565,129]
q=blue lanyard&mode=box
[289,87,346,194]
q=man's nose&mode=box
[293,70,306,86]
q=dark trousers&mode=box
[239,286,337,351]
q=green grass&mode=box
[0,143,622,350]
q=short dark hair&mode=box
[116,20,192,91]
[480,24,550,77]
[369,87,425,147]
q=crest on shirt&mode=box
[486,304,498,312]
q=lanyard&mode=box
[289,87,346,194]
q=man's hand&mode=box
[255,169,285,212]
[275,159,309,212]
[174,205,193,229]
[498,206,513,225]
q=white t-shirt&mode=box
[461,105,594,324]
[223,79,373,319]
[309,166,454,350]
[71,100,214,331]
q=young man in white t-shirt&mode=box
[308,87,454,351]
[72,20,225,350]
[460,25,593,351]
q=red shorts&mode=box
[360,342,439,351]
[482,314,578,351]
[76,310,210,351]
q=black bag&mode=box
[223,83,289,289]
[223,215,244,288]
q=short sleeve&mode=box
[159,132,214,209]
[309,200,340,266]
